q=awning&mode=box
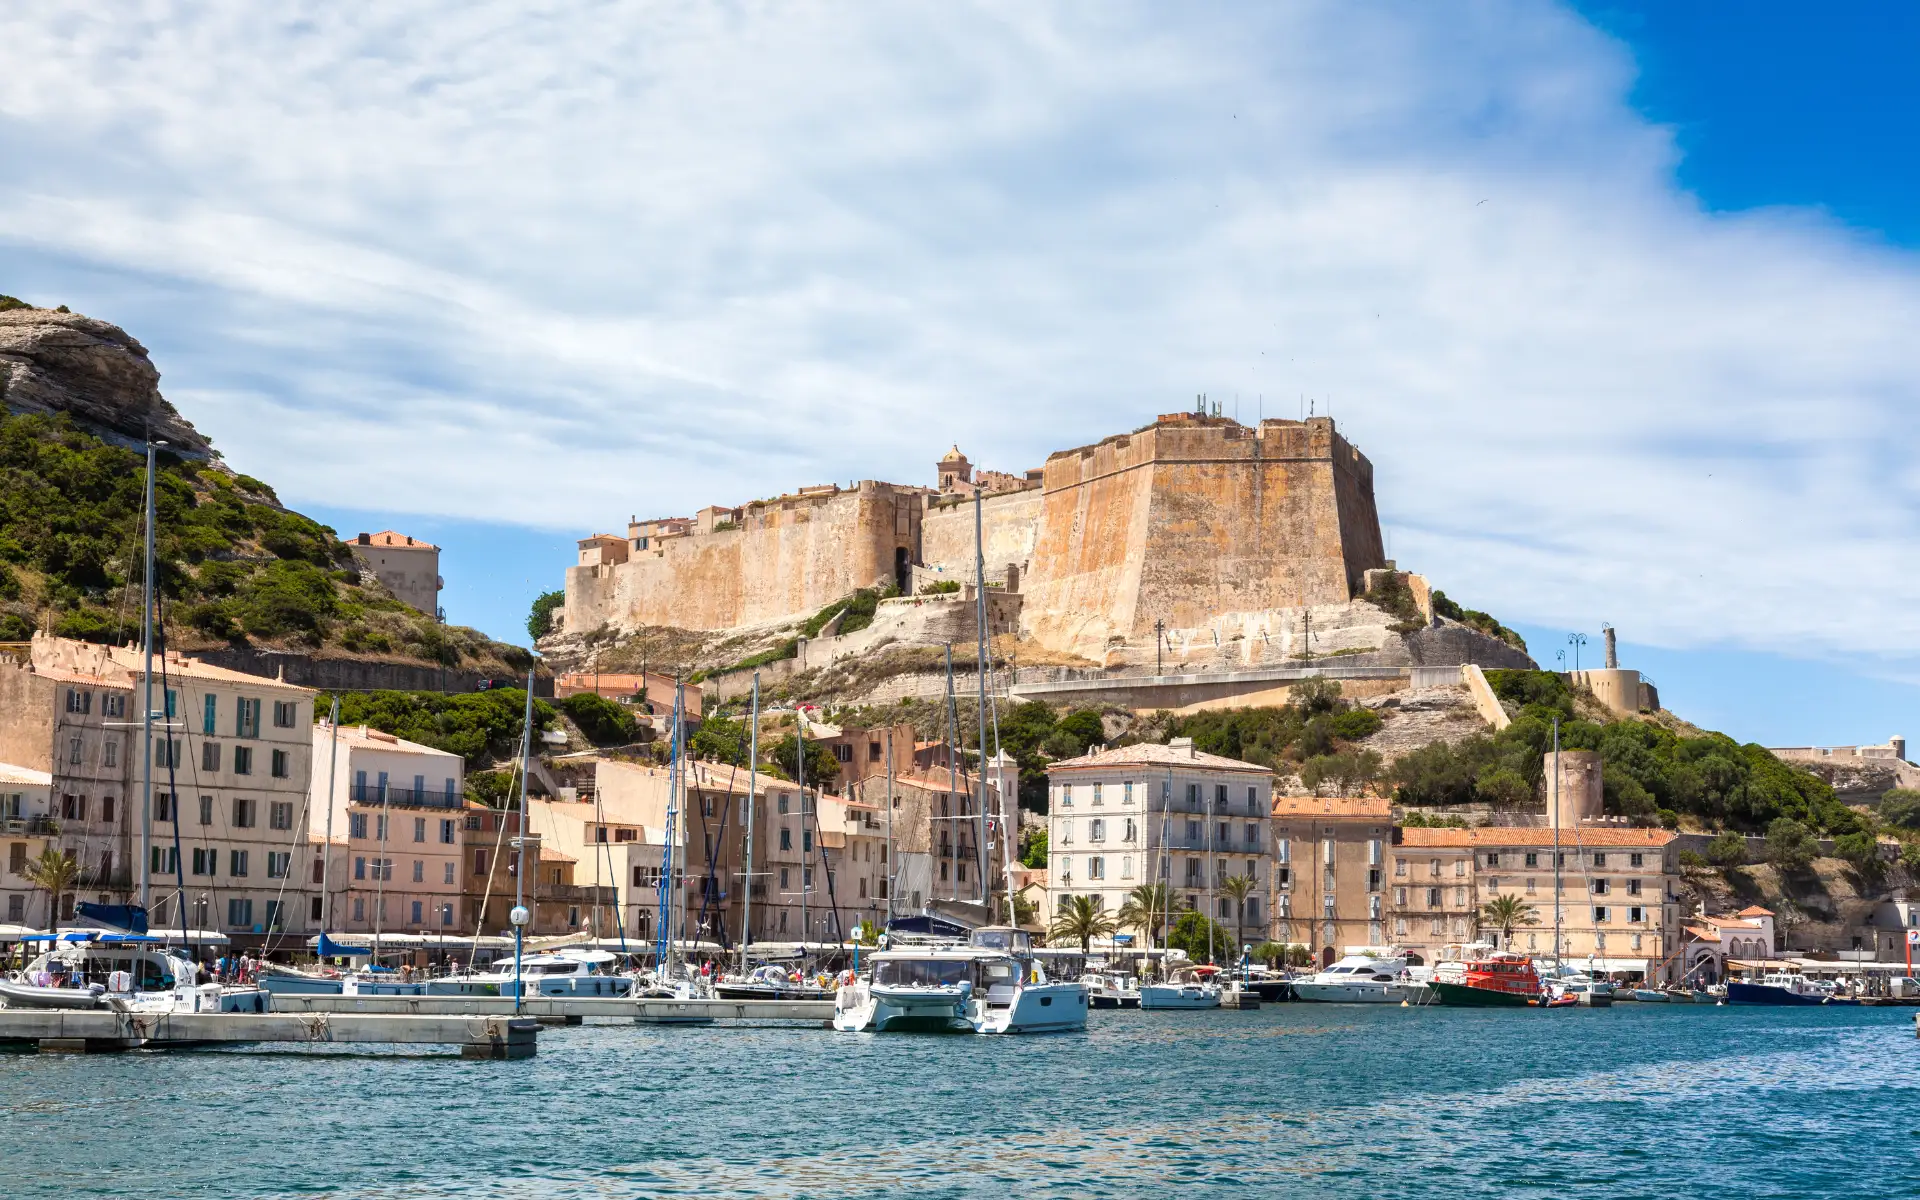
[1573,957,1658,973]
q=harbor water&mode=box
[4,1003,1918,1198]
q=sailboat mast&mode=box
[884,730,896,924]
[1552,717,1562,963]
[972,488,991,910]
[138,440,156,911]
[796,699,807,948]
[942,643,959,902]
[514,668,533,931]
[741,672,759,972]
[320,698,340,935]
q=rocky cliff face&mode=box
[0,305,210,454]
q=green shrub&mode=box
[1706,831,1747,867]
[1677,848,1708,869]
[0,613,32,640]
[1765,818,1819,872]
[561,692,640,745]
[527,590,564,640]
[1363,571,1424,628]
[0,562,19,601]
[1430,590,1527,651]
[1330,708,1382,740]
[1880,788,1920,829]
[319,688,555,764]
[1165,910,1239,964]
[919,580,961,595]
[1833,831,1882,875]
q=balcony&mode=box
[0,816,58,837]
[350,784,461,808]
[74,868,132,889]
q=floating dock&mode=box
[0,1009,539,1058]
[266,994,836,1026]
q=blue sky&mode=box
[4,3,1919,749]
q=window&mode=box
[1453,860,1466,877]
[1089,856,1105,880]
[349,812,368,839]
[1628,906,1644,923]
[1277,866,1292,888]
[1593,853,1606,868]
[1394,886,1407,906]
[68,737,82,766]
[1277,837,1290,865]
[149,846,178,875]
[1591,878,1609,895]
[474,849,490,876]
[353,898,365,922]
[164,689,178,719]
[1394,856,1406,877]
[273,700,297,728]
[1593,906,1610,923]
[1057,819,1072,846]
[440,819,455,845]
[1123,818,1137,843]
[1629,852,1644,868]
[155,739,181,768]
[227,898,254,929]
[192,847,214,876]
[412,859,424,883]
[413,817,426,843]
[1486,877,1499,891]
[1627,878,1642,896]
[777,793,791,815]
[1089,818,1106,842]
[1185,820,1200,842]
[61,794,86,821]
[267,851,290,879]
[444,777,457,802]
[198,795,213,825]
[232,797,255,828]
[153,793,175,822]
[103,741,117,768]
[202,742,221,772]
[1524,851,1538,868]
[779,828,792,851]
[1394,917,1407,936]
[65,688,89,714]
[1368,868,1381,892]
[1123,781,1134,806]
[803,830,813,853]
[1092,783,1103,806]
[376,814,387,841]
[230,849,249,877]
[269,801,292,831]
[1526,877,1536,894]
[233,746,253,775]
[1426,887,1441,907]
[442,861,455,885]
[1247,785,1258,812]
[1186,782,1199,807]
[236,697,261,739]
[1120,854,1134,879]
[354,856,366,881]
[1369,896,1382,919]
[1059,785,1072,807]
[271,749,289,779]
[441,903,455,926]
[1429,859,1440,878]
[1485,853,1500,867]
[203,693,218,735]
[1216,784,1228,810]
[1453,886,1466,906]
[411,900,424,925]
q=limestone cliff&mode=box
[0,303,211,454]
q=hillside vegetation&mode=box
[0,408,528,673]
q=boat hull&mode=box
[974,983,1088,1034]
[259,973,344,996]
[1291,981,1417,1004]
[1138,983,1220,1010]
[1427,979,1539,1008]
[0,980,103,1010]
[1726,982,1826,1007]
[833,984,972,1033]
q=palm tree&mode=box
[1219,873,1256,958]
[22,847,79,935]
[1049,894,1119,954]
[1479,893,1539,948]
[1117,882,1174,947]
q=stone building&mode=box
[1,762,56,928]
[351,530,443,618]
[562,412,1391,666]
[1270,795,1393,965]
[1044,739,1275,940]
[309,722,465,937]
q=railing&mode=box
[74,869,132,888]
[0,816,58,836]
[350,784,461,808]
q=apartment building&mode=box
[1386,828,1479,963]
[1,762,56,928]
[1395,826,1681,980]
[462,801,620,939]
[310,722,466,938]
[0,635,315,945]
[350,530,442,617]
[1046,739,1275,939]
[1270,796,1393,965]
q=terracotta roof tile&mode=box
[1396,826,1676,848]
[1271,795,1392,819]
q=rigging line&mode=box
[464,757,521,972]
[153,588,189,955]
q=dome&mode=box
[940,445,968,462]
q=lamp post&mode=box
[1567,632,1588,674]
[509,903,529,1014]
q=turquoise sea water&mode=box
[4,1003,1918,1199]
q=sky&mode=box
[3,3,1918,748]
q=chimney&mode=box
[357,533,371,545]
[1169,736,1195,758]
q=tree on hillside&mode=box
[1880,788,1920,829]
[527,590,564,640]
[1706,831,1748,868]
[1833,830,1884,878]
[560,692,639,745]
[1765,818,1819,872]
[1048,895,1117,954]
[763,733,840,790]
[1019,826,1048,869]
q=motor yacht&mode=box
[1139,964,1224,1010]
[425,948,632,998]
[1426,952,1545,1007]
[1292,950,1420,1004]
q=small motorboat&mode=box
[1140,965,1224,1010]
[0,978,107,1010]
[1631,988,1671,1003]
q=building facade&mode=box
[350,530,443,617]
[310,722,466,937]
[1046,739,1275,943]
[1,762,56,928]
[1270,796,1394,965]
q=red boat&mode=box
[1427,953,1546,1007]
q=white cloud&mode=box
[3,2,1919,668]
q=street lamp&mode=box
[509,904,530,1014]
[1567,632,1588,674]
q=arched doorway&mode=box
[1320,945,1336,968]
[895,547,911,594]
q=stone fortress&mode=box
[560,409,1533,703]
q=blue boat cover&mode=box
[76,902,149,934]
[317,932,373,958]
[885,914,972,938]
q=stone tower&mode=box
[938,446,972,493]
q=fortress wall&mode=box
[919,488,1042,584]
[1020,427,1160,658]
[1329,434,1386,595]
[564,484,918,633]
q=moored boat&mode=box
[1727,973,1829,1006]
[1426,953,1545,1007]
[1292,950,1418,1004]
[1139,964,1223,1010]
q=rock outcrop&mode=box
[0,305,210,454]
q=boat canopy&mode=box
[76,902,149,934]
